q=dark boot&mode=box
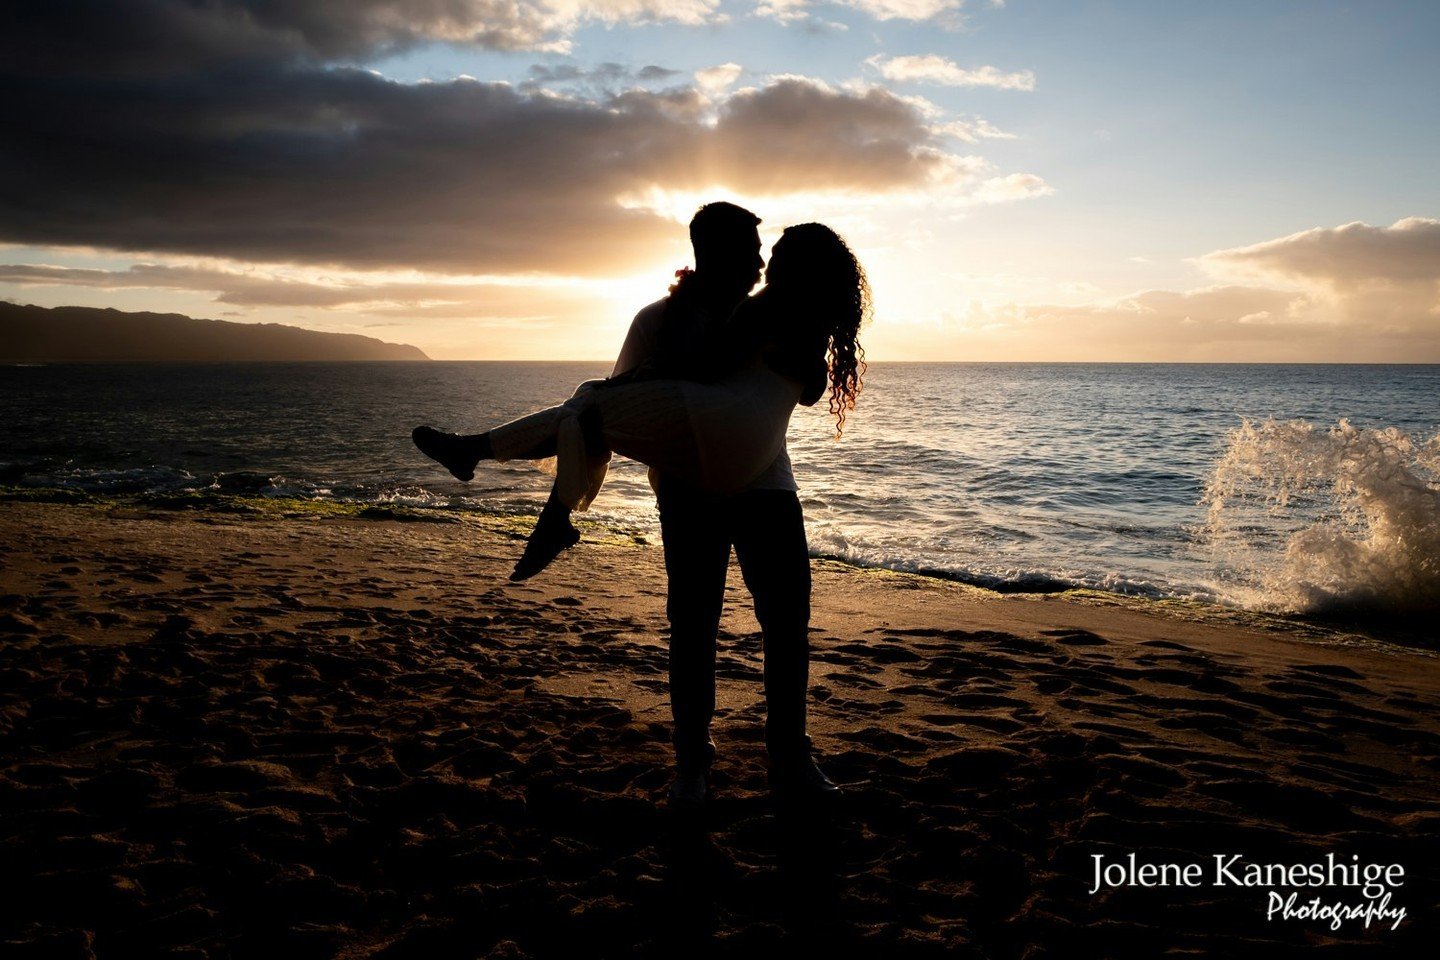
[769,749,840,800]
[668,733,715,810]
[411,426,489,482]
[668,763,710,810]
[509,491,581,581]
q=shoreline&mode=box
[3,499,1438,957]
[4,485,1434,656]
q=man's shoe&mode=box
[769,754,840,799]
[668,766,709,810]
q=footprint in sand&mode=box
[1040,628,1108,646]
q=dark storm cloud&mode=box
[525,62,683,88]
[0,7,952,275]
[710,80,954,193]
[0,0,692,75]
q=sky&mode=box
[2,0,1438,361]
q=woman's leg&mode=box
[411,377,606,482]
[414,377,696,488]
[413,376,698,578]
[412,425,567,480]
[502,377,704,579]
[509,403,610,581]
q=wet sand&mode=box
[1,500,1437,958]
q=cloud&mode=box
[754,0,960,26]
[0,0,1052,341]
[970,173,1053,203]
[1199,217,1440,333]
[995,285,1440,361]
[0,0,724,71]
[836,0,962,20]
[0,261,622,326]
[937,116,1016,143]
[0,263,414,308]
[703,79,960,193]
[525,62,683,91]
[0,29,1003,278]
[867,55,1036,90]
[0,260,584,306]
[1202,217,1440,290]
[876,216,1440,362]
[753,0,811,23]
[878,284,1438,362]
[695,63,744,97]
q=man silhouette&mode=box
[611,202,839,806]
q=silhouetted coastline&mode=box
[0,303,429,362]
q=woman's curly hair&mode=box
[770,223,870,436]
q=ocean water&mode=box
[2,362,1437,616]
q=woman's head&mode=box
[765,223,869,435]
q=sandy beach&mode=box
[2,498,1437,958]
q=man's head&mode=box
[689,201,763,294]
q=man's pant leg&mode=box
[657,488,731,771]
[730,490,813,762]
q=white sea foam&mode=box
[1200,418,1440,614]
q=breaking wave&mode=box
[1200,418,1440,614]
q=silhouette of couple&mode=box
[413,204,867,806]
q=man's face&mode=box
[696,223,764,291]
[730,227,763,292]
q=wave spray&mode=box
[1201,418,1440,614]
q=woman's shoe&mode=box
[412,426,478,482]
[509,518,581,581]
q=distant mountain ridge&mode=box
[0,303,429,362]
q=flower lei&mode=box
[668,266,694,295]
